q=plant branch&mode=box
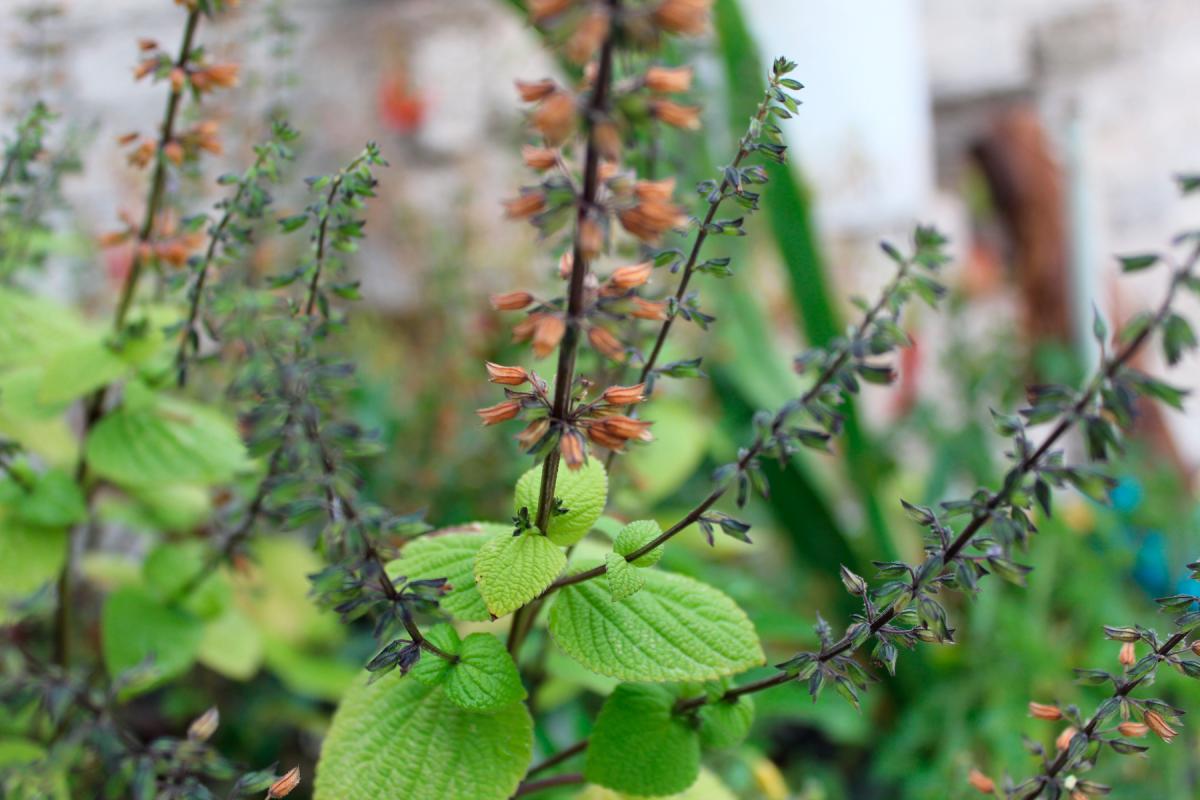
[526,739,588,778]
[513,772,585,797]
[304,175,344,317]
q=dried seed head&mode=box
[588,325,626,361]
[652,0,713,36]
[565,9,610,64]
[644,65,694,94]
[1055,726,1078,752]
[490,290,535,311]
[1118,641,1136,667]
[531,90,577,145]
[650,99,702,131]
[596,415,653,441]
[1117,721,1149,738]
[966,769,995,794]
[630,297,668,320]
[515,78,558,103]
[528,0,573,23]
[477,400,522,426]
[1028,702,1063,721]
[532,314,566,357]
[268,767,301,798]
[608,261,653,291]
[601,383,646,405]
[187,707,219,742]
[1143,710,1178,743]
[521,145,559,171]
[485,362,529,386]
[503,190,547,219]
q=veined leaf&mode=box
[411,624,526,712]
[101,585,204,696]
[584,683,700,796]
[513,459,607,545]
[314,673,532,800]
[0,514,66,623]
[474,529,565,618]
[387,523,506,622]
[604,553,645,602]
[549,567,764,681]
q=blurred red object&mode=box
[378,71,426,134]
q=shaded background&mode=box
[2,0,1200,798]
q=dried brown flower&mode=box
[1028,702,1063,721]
[528,0,573,24]
[268,767,301,799]
[967,769,995,794]
[187,707,219,742]
[565,9,610,64]
[652,0,712,35]
[588,325,625,361]
[1143,710,1178,743]
[521,145,559,171]
[1119,641,1136,667]
[515,78,559,103]
[601,383,647,405]
[531,90,577,145]
[560,428,587,469]
[651,99,702,131]
[491,290,535,310]
[531,314,566,357]
[503,191,547,219]
[516,417,551,451]
[630,297,668,320]
[607,261,653,291]
[1117,721,1149,738]
[618,179,686,243]
[1055,725,1078,751]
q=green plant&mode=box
[1,1,1199,799]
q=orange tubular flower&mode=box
[651,99,702,131]
[485,362,529,386]
[477,400,522,426]
[630,297,668,320]
[515,78,558,103]
[528,0,573,24]
[531,90,577,145]
[490,290,535,311]
[503,191,547,220]
[267,767,301,799]
[617,178,687,243]
[966,769,995,794]
[601,383,646,405]
[607,261,653,291]
[531,314,566,357]
[644,65,693,93]
[565,9,610,64]
[1028,702,1063,721]
[1143,710,1178,743]
[588,326,625,361]
[1055,726,1078,752]
[521,145,559,171]
[516,417,550,451]
[560,428,587,469]
[652,0,713,36]
[1117,721,1149,738]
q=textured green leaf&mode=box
[549,567,763,682]
[513,459,607,545]
[85,390,249,487]
[569,768,737,800]
[0,287,93,372]
[197,606,263,681]
[387,524,506,621]
[101,585,204,695]
[37,339,129,406]
[698,695,754,748]
[142,541,230,621]
[411,624,526,712]
[474,530,565,617]
[613,519,663,567]
[11,469,86,527]
[315,673,532,800]
[585,684,700,796]
[605,553,644,602]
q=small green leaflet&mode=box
[0,513,66,624]
[698,695,755,748]
[387,523,506,621]
[549,566,764,681]
[410,624,526,712]
[314,673,532,800]
[613,519,663,566]
[513,458,607,545]
[101,585,204,697]
[604,553,644,602]
[473,530,565,617]
[584,683,700,796]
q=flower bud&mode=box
[560,428,587,469]
[630,297,668,320]
[1118,641,1136,667]
[653,0,713,35]
[268,767,301,798]
[1055,725,1078,752]
[490,290,534,311]
[601,383,646,406]
[608,261,653,291]
[565,9,610,64]
[531,314,566,358]
[485,362,528,386]
[644,65,693,94]
[502,191,547,220]
[516,418,551,451]
[531,90,576,145]
[521,145,559,171]
[515,78,558,103]
[1028,702,1063,721]
[588,325,625,361]
[169,67,186,93]
[187,707,219,742]
[477,400,522,426]
[651,99,702,131]
[528,0,572,23]
[1117,721,1149,738]
[579,217,604,260]
[966,769,995,794]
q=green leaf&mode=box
[613,519,663,567]
[314,673,532,800]
[0,287,93,372]
[473,530,565,618]
[513,459,607,545]
[37,339,129,406]
[549,567,764,681]
[584,684,700,796]
[1117,253,1159,273]
[412,624,526,712]
[101,585,204,696]
[605,553,645,602]
[142,541,230,621]
[387,524,505,622]
[698,695,755,748]
[0,514,66,622]
[85,389,249,487]
[576,769,735,800]
[11,469,85,527]
[197,606,263,681]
